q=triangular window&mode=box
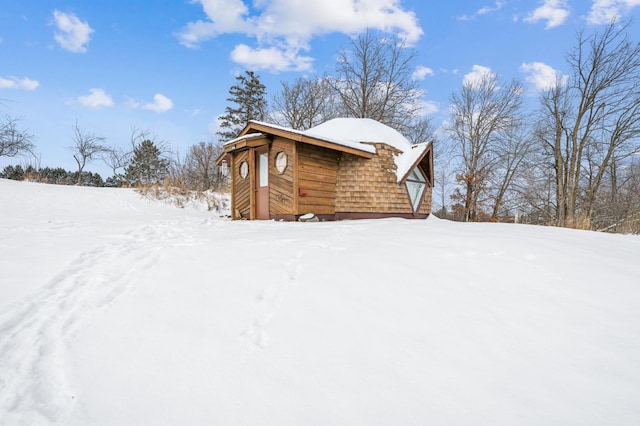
[405,167,426,212]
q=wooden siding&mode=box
[420,187,433,215]
[297,143,339,215]
[233,150,251,219]
[336,143,430,214]
[230,136,432,220]
[269,137,295,217]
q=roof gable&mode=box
[395,142,433,184]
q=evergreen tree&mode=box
[217,70,267,142]
[124,139,169,186]
[0,165,25,180]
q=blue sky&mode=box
[1,0,640,177]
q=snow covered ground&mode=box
[1,178,639,425]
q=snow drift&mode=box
[1,178,639,425]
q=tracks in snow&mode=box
[241,224,352,353]
[0,220,197,424]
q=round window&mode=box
[239,161,249,179]
[275,151,288,174]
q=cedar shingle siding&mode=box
[336,143,431,214]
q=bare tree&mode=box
[489,122,536,220]
[1,116,34,158]
[334,30,422,132]
[447,73,524,221]
[537,20,640,228]
[404,116,437,145]
[128,126,171,162]
[102,145,131,186]
[184,141,224,190]
[69,121,108,185]
[431,137,456,219]
[103,145,130,176]
[271,76,339,130]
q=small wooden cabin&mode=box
[217,118,434,221]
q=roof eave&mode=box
[237,121,374,158]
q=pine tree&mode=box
[124,139,169,186]
[0,164,25,180]
[217,70,267,142]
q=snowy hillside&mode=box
[1,178,639,425]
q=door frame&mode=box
[255,145,270,219]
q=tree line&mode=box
[3,22,640,232]
[441,21,640,233]
[0,120,227,191]
[215,22,640,233]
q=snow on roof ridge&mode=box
[306,118,412,153]
[247,119,376,154]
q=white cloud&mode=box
[142,94,174,113]
[418,100,439,116]
[177,0,423,72]
[463,65,495,86]
[521,62,568,91]
[412,65,435,80]
[52,10,94,53]
[76,88,114,108]
[478,1,506,15]
[524,0,570,28]
[230,44,314,72]
[587,0,640,25]
[0,76,39,90]
[457,1,505,21]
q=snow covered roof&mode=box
[304,118,412,153]
[394,143,432,183]
[226,118,432,181]
[304,118,433,182]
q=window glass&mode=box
[406,180,426,211]
[409,167,426,182]
[239,161,248,179]
[259,153,268,187]
[405,166,426,211]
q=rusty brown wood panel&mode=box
[298,172,337,185]
[298,152,338,171]
[270,184,294,215]
[234,150,251,218]
[297,179,336,193]
[298,163,338,178]
[299,153,340,169]
[298,188,335,199]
